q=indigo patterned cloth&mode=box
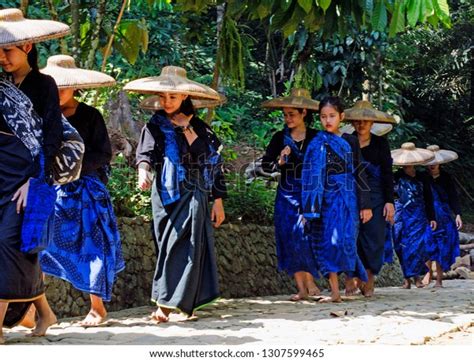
[383,223,394,264]
[40,175,124,301]
[21,152,56,254]
[393,176,431,278]
[149,113,186,206]
[302,132,367,281]
[425,183,460,271]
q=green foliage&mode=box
[107,154,151,218]
[224,173,276,225]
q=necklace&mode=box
[14,67,32,88]
[174,123,194,133]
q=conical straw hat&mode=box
[339,123,393,137]
[41,55,115,89]
[391,142,435,166]
[123,66,220,100]
[0,8,70,47]
[423,145,458,165]
[344,100,396,124]
[261,88,320,111]
[140,94,226,111]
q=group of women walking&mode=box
[0,8,464,344]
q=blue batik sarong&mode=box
[302,132,367,281]
[425,184,460,271]
[393,177,431,278]
[40,175,125,301]
[383,222,394,264]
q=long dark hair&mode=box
[15,44,39,72]
[179,96,195,116]
[319,96,344,114]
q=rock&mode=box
[458,232,474,245]
[451,255,471,270]
[455,267,474,280]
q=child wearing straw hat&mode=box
[302,96,372,303]
[126,66,226,322]
[342,100,397,297]
[422,145,462,288]
[0,8,70,342]
[391,143,437,289]
[260,88,321,301]
[39,55,124,326]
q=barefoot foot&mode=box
[29,312,57,337]
[0,332,4,345]
[19,304,36,329]
[422,272,432,286]
[434,282,443,288]
[151,307,171,323]
[289,293,308,302]
[79,310,107,327]
[401,279,411,289]
[307,287,321,297]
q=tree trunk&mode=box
[85,0,107,69]
[101,0,128,73]
[70,0,81,60]
[206,3,226,124]
[46,0,68,54]
[20,0,29,16]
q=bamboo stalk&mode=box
[101,0,128,73]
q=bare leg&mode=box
[29,295,57,337]
[402,278,411,289]
[344,276,359,296]
[80,294,107,326]
[151,306,171,323]
[305,272,320,296]
[434,262,443,287]
[0,301,7,344]
[423,261,433,285]
[361,270,375,297]
[319,273,342,303]
[290,272,308,301]
[19,304,36,329]
[414,276,425,288]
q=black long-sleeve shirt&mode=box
[19,71,63,169]
[358,134,395,204]
[261,128,318,184]
[136,114,227,200]
[67,102,112,177]
[394,169,436,221]
[430,170,462,216]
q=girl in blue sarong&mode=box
[391,143,437,289]
[344,100,396,297]
[302,96,372,303]
[261,88,320,301]
[423,145,462,288]
[39,56,124,326]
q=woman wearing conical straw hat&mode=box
[39,55,125,326]
[422,145,462,288]
[391,143,437,289]
[0,8,70,342]
[125,66,226,322]
[342,100,397,297]
[260,88,321,301]
[302,96,372,303]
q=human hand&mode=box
[360,209,373,224]
[278,146,291,166]
[383,202,395,224]
[12,178,30,214]
[455,215,463,230]
[211,198,225,228]
[138,163,153,191]
[430,220,437,231]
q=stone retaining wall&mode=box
[45,217,404,318]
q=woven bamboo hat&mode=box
[344,100,396,124]
[391,142,435,166]
[40,55,115,89]
[424,145,458,165]
[140,93,226,111]
[340,123,393,137]
[0,9,70,47]
[261,88,320,111]
[123,66,220,100]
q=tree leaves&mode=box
[318,0,332,13]
[372,1,387,32]
[388,1,405,37]
[113,19,149,64]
